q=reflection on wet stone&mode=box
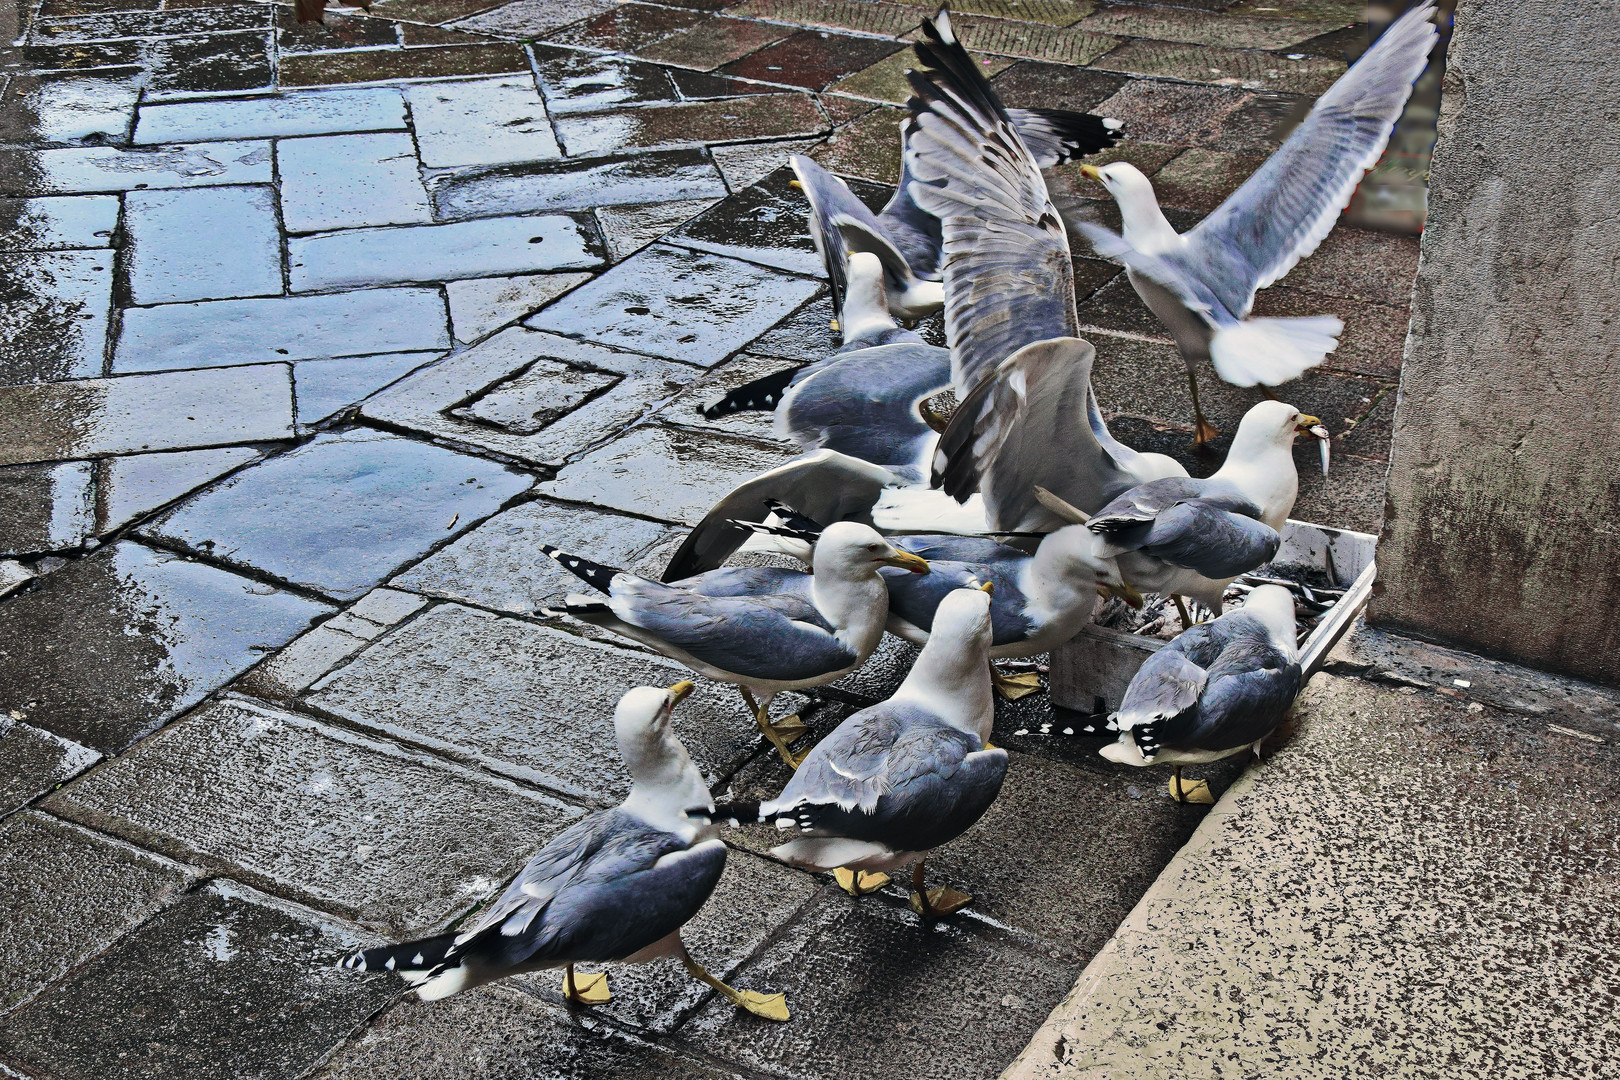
[667,166,824,276]
[525,243,821,364]
[0,70,141,145]
[276,131,432,233]
[552,93,827,157]
[0,722,100,817]
[0,249,111,385]
[0,140,273,196]
[403,76,561,168]
[143,32,276,99]
[94,445,263,535]
[122,184,282,304]
[451,362,618,434]
[291,352,440,428]
[541,0,706,53]
[0,461,94,556]
[133,87,408,145]
[0,540,331,753]
[143,429,531,600]
[427,148,727,217]
[529,43,678,114]
[445,271,593,342]
[0,194,118,250]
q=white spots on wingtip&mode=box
[413,952,425,965]
[384,956,397,971]
[1103,117,1124,131]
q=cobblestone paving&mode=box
[0,1,1427,1077]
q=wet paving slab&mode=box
[0,139,273,196]
[709,135,823,192]
[595,198,720,262]
[287,211,604,291]
[0,69,141,144]
[0,193,119,250]
[141,31,277,99]
[278,41,529,87]
[666,167,823,277]
[1093,37,1345,95]
[390,496,678,615]
[403,76,562,168]
[636,16,791,72]
[525,243,821,365]
[807,102,903,185]
[1079,3,1344,49]
[0,364,294,465]
[361,327,698,466]
[31,4,275,42]
[312,983,739,1080]
[990,58,1128,112]
[274,7,401,52]
[448,0,621,38]
[427,148,728,217]
[727,0,925,38]
[142,429,532,601]
[238,586,431,701]
[0,879,396,1080]
[529,42,680,115]
[552,92,828,158]
[303,602,765,804]
[720,29,901,90]
[829,48,1014,106]
[291,351,442,428]
[276,131,433,233]
[541,0,706,54]
[94,445,265,535]
[0,811,195,1013]
[0,719,101,817]
[45,695,584,932]
[671,889,1082,1080]
[930,14,1119,66]
[0,248,112,385]
[132,86,408,144]
[0,460,94,556]
[0,540,331,753]
[114,287,449,372]
[539,423,803,526]
[122,183,282,304]
[445,270,593,342]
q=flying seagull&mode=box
[343,682,788,1020]
[696,585,1007,915]
[542,521,929,767]
[1101,585,1303,802]
[1038,400,1327,626]
[792,103,1122,321]
[1074,1,1441,443]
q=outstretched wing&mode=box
[661,450,903,581]
[776,341,951,469]
[903,10,1077,397]
[1005,107,1122,167]
[1181,2,1439,317]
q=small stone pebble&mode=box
[1126,785,1142,800]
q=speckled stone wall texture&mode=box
[1373,0,1620,684]
[1001,673,1620,1079]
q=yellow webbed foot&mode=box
[563,969,612,1005]
[909,885,972,918]
[1169,776,1215,804]
[737,990,791,1021]
[991,670,1042,700]
[767,712,809,742]
[833,867,891,896]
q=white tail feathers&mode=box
[871,487,987,534]
[1208,316,1343,388]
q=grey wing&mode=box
[775,705,909,815]
[790,154,920,311]
[1180,2,1439,316]
[1179,642,1301,753]
[776,342,951,469]
[1130,501,1282,579]
[1113,645,1209,751]
[1005,107,1122,168]
[883,557,1035,646]
[878,138,945,279]
[1089,477,1242,529]
[932,336,1137,531]
[678,565,812,600]
[661,449,904,581]
[903,15,1078,397]
[610,576,859,680]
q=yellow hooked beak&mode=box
[667,680,695,705]
[789,179,804,190]
[977,579,995,595]
[1294,413,1323,434]
[882,549,930,575]
[1079,164,1104,181]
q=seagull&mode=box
[1037,400,1327,626]
[342,682,788,1020]
[542,521,929,767]
[791,102,1122,321]
[1073,1,1440,444]
[1101,584,1303,802]
[695,585,1007,915]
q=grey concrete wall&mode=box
[1372,0,1620,685]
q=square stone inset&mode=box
[142,429,531,601]
[0,249,111,385]
[0,364,294,466]
[306,603,765,803]
[46,699,581,933]
[525,243,821,365]
[123,184,282,305]
[288,213,603,291]
[0,540,331,753]
[133,86,407,144]
[115,288,449,372]
[404,76,562,169]
[0,880,397,1080]
[362,327,699,467]
[450,361,618,434]
[276,131,432,234]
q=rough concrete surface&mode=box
[1002,672,1620,1080]
[1374,0,1620,684]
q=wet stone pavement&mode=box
[0,1,1422,1078]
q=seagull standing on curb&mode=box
[1073,1,1441,444]
[1101,585,1303,803]
[696,585,1006,916]
[540,522,929,767]
[342,682,789,1020]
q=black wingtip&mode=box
[700,367,802,419]
[541,545,623,595]
[691,801,762,826]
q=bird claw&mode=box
[833,868,891,896]
[1192,417,1221,447]
[737,989,791,1021]
[991,670,1042,700]
[1169,776,1215,804]
[563,970,612,1005]
[910,886,972,918]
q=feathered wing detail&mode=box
[776,341,951,469]
[1005,107,1123,167]
[661,450,903,581]
[1112,646,1209,761]
[903,12,1078,397]
[1180,1,1440,316]
[792,154,922,311]
[932,337,1142,532]
[1088,479,1281,578]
